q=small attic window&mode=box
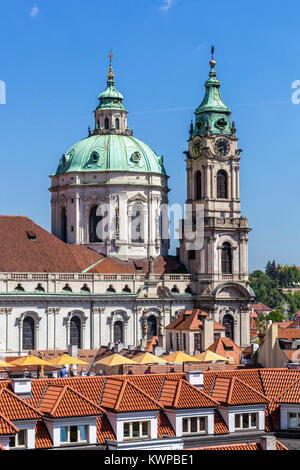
[26,231,36,241]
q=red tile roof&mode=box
[38,384,104,418]
[0,216,102,273]
[187,440,288,451]
[249,303,272,312]
[157,410,175,438]
[207,337,242,364]
[97,415,116,444]
[211,376,268,406]
[100,378,162,412]
[159,379,219,409]
[88,255,186,275]
[0,412,18,435]
[0,388,42,421]
[214,409,229,435]
[276,378,300,403]
[35,421,52,449]
[166,309,208,330]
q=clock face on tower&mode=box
[214,138,230,157]
[191,138,202,158]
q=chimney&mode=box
[11,378,32,399]
[68,344,78,358]
[185,370,204,389]
[260,435,276,451]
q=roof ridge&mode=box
[227,377,269,404]
[173,379,183,408]
[0,411,19,433]
[114,379,128,412]
[125,380,163,409]
[0,387,43,417]
[275,377,300,402]
[180,379,220,405]
[227,377,235,404]
[50,384,105,416]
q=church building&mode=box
[0,51,254,356]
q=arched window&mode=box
[217,170,228,199]
[104,117,109,130]
[171,285,179,293]
[147,315,157,339]
[131,205,144,243]
[70,316,81,348]
[122,285,131,293]
[22,317,35,350]
[185,285,193,294]
[221,242,232,274]
[35,283,45,292]
[107,285,116,293]
[115,118,120,130]
[194,171,202,200]
[62,283,72,292]
[222,314,234,340]
[61,207,67,242]
[114,321,124,343]
[81,284,90,293]
[89,205,105,243]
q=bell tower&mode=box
[179,48,253,348]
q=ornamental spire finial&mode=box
[209,45,216,69]
[107,50,115,79]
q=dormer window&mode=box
[234,413,258,430]
[60,425,88,444]
[182,416,207,434]
[9,429,26,448]
[123,421,150,440]
[26,231,36,240]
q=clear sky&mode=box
[0,0,299,272]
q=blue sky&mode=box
[0,0,299,271]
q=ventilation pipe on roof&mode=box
[185,370,204,389]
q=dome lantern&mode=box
[93,51,129,135]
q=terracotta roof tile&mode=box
[214,409,228,435]
[157,410,175,438]
[207,337,242,364]
[276,377,300,403]
[100,378,162,412]
[0,412,18,435]
[211,376,268,406]
[35,421,52,449]
[88,255,187,275]
[159,379,219,409]
[0,388,42,421]
[97,415,116,444]
[166,310,208,330]
[188,440,287,451]
[38,384,104,418]
[0,216,102,273]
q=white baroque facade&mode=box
[0,52,253,356]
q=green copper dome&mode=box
[54,134,166,175]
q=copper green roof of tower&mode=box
[192,49,232,136]
[53,52,167,176]
[96,52,126,111]
[54,134,166,175]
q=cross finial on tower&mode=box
[107,50,115,79]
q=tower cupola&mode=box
[93,51,129,134]
[192,47,232,137]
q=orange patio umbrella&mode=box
[47,353,89,366]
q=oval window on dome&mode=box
[91,152,99,164]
